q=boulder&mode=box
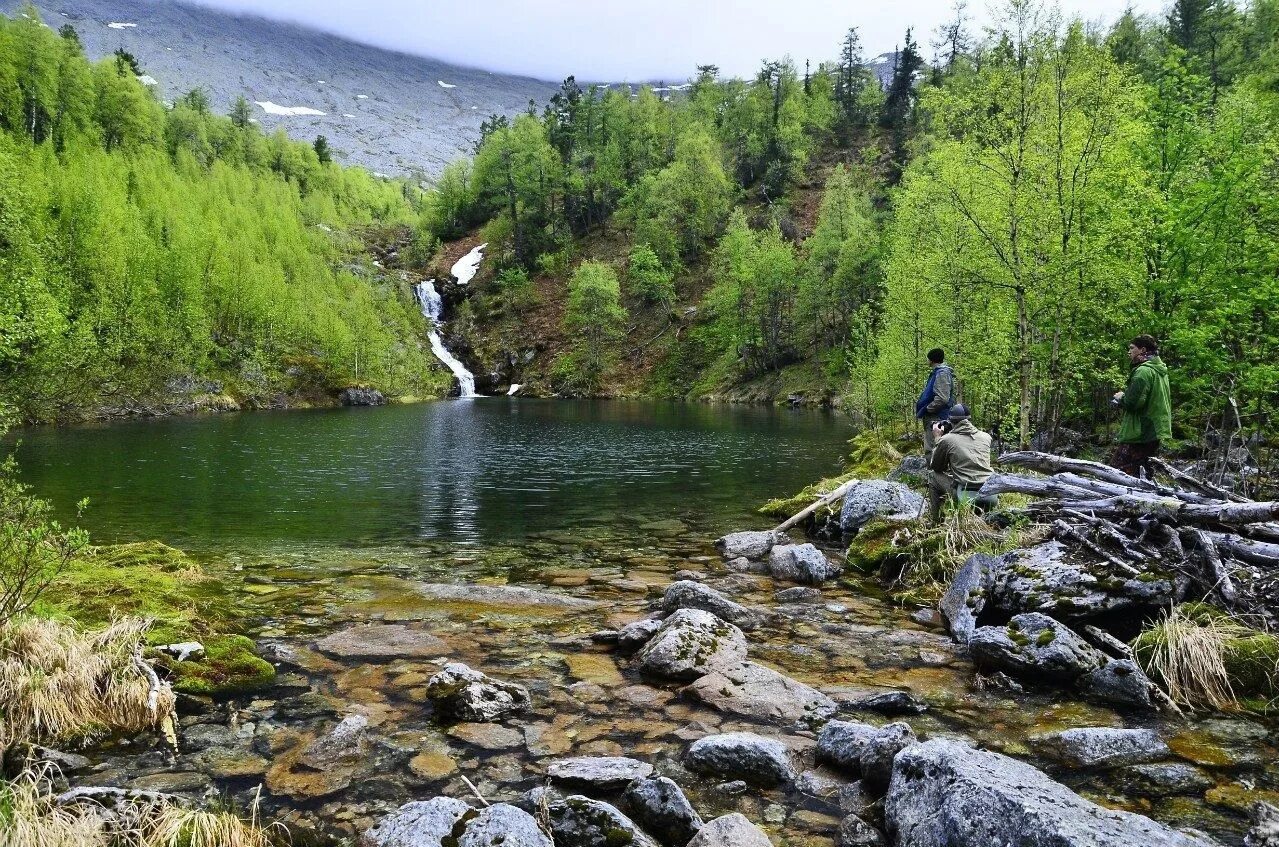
[685,732,795,787]
[848,690,928,715]
[885,739,1221,847]
[660,581,764,630]
[1034,728,1170,769]
[547,795,659,847]
[817,720,879,773]
[623,776,704,847]
[716,530,785,561]
[686,813,773,847]
[616,618,663,653]
[839,814,887,847]
[458,803,552,847]
[360,797,473,847]
[545,757,654,791]
[1079,658,1156,709]
[316,624,449,659]
[683,661,838,725]
[969,613,1104,683]
[860,722,917,796]
[340,387,387,406]
[939,553,998,644]
[985,542,1178,624]
[768,543,843,585]
[1247,801,1279,847]
[426,662,531,722]
[840,480,924,534]
[635,610,747,681]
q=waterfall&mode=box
[413,280,478,398]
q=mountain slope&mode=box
[5,0,559,177]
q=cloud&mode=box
[186,0,1163,81]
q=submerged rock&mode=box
[768,543,842,584]
[683,660,837,725]
[623,776,704,847]
[839,814,888,847]
[660,581,764,630]
[427,662,531,722]
[885,739,1221,847]
[545,756,654,791]
[686,813,772,847]
[635,609,747,681]
[847,690,928,715]
[685,732,796,787]
[316,624,449,659]
[840,480,924,534]
[360,797,473,847]
[1034,727,1170,769]
[1118,763,1213,796]
[411,581,601,610]
[715,530,784,561]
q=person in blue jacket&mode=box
[915,348,955,456]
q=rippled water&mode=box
[11,399,851,552]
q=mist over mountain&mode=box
[5,0,560,177]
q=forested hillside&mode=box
[0,4,449,422]
[422,0,1279,451]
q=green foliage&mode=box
[560,260,627,393]
[0,8,444,421]
[625,244,674,309]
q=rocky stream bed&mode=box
[38,516,1279,846]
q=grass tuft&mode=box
[1135,605,1242,709]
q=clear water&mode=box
[10,399,851,554]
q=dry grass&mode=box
[0,617,174,749]
[0,765,283,847]
[1139,605,1245,709]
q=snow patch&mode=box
[451,243,487,286]
[255,101,326,116]
[342,113,356,118]
[137,75,158,86]
[373,172,388,178]
[507,384,523,396]
[107,22,136,29]
[437,80,456,89]
[318,80,326,84]
[356,94,369,99]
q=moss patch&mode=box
[758,470,860,519]
[844,429,904,479]
[1131,602,1279,703]
[42,541,274,696]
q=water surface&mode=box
[12,399,851,553]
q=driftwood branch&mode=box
[773,479,860,533]
[1186,529,1238,605]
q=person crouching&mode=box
[927,404,997,523]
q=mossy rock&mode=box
[844,429,904,479]
[846,517,911,573]
[155,634,276,696]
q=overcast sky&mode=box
[189,0,1165,82]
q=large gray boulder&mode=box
[546,757,654,791]
[458,803,552,847]
[885,739,1221,847]
[1034,728,1170,769]
[685,732,795,787]
[860,722,917,795]
[686,813,773,847]
[840,480,924,534]
[360,797,473,847]
[426,662,531,722]
[635,610,747,681]
[939,553,998,644]
[616,618,663,653]
[547,796,659,847]
[969,613,1104,683]
[817,720,879,773]
[768,543,843,585]
[661,581,764,630]
[985,542,1178,624]
[683,661,838,726]
[970,614,1157,709]
[623,776,703,847]
[716,531,784,561]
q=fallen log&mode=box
[1184,529,1239,605]
[772,478,859,533]
[1051,519,1140,575]
[1152,457,1249,503]
[998,451,1155,490]
[979,473,1098,501]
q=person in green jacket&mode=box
[1110,335,1172,479]
[928,404,998,522]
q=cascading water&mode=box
[414,280,478,398]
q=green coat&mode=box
[1118,356,1172,444]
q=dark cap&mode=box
[949,403,971,420]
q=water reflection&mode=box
[11,399,850,552]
